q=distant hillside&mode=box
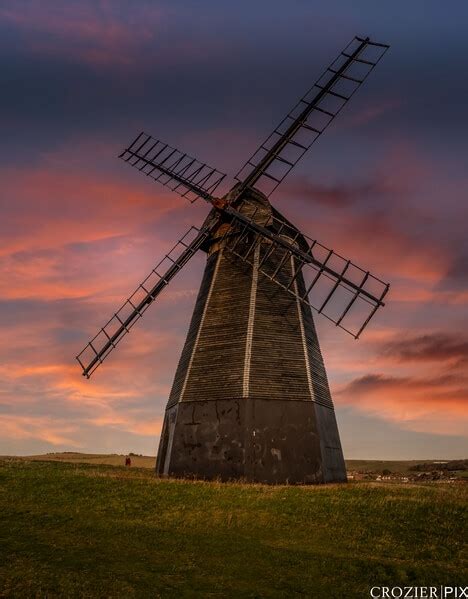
[346,459,468,480]
[1,452,155,469]
[2,453,467,479]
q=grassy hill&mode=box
[1,460,466,597]
[2,451,156,469]
[346,459,431,473]
[4,452,465,475]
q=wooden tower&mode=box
[77,36,390,484]
[156,190,346,483]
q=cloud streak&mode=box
[381,333,468,365]
[0,1,467,457]
[336,372,468,436]
[0,1,163,68]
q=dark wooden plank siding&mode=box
[158,188,346,484]
[296,268,335,410]
[181,251,251,402]
[250,246,311,400]
[167,254,218,408]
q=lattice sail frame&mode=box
[234,36,389,198]
[77,224,213,378]
[77,35,391,377]
[221,199,389,338]
[119,132,226,203]
[77,200,389,376]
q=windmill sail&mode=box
[119,132,226,203]
[75,34,392,484]
[76,224,213,378]
[222,201,389,338]
[233,36,389,198]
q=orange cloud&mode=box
[0,151,207,308]
[0,414,82,447]
[1,127,467,456]
[335,373,468,436]
[0,165,184,254]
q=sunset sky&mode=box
[1,0,467,459]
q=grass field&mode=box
[1,460,466,598]
[3,452,461,474]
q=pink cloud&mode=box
[0,414,82,447]
[0,1,162,68]
[285,140,465,305]
[1,129,467,455]
[341,98,403,129]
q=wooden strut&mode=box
[78,35,391,377]
[118,148,387,308]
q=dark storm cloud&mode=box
[438,247,468,292]
[341,372,468,394]
[2,0,467,172]
[284,176,394,207]
[381,333,468,364]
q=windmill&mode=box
[77,36,390,484]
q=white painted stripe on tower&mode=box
[291,256,314,401]
[179,250,222,402]
[243,244,260,398]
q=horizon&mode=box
[1,0,467,460]
[3,451,466,462]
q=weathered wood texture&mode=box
[156,192,346,484]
